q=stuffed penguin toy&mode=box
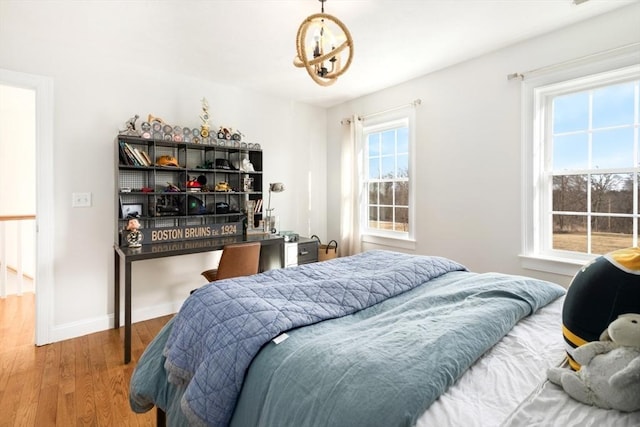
[548,313,640,412]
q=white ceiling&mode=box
[45,0,640,108]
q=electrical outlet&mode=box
[72,192,92,207]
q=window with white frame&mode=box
[524,63,639,272]
[362,112,413,240]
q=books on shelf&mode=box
[133,147,151,166]
[119,141,151,166]
[139,150,152,166]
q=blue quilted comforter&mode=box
[162,250,466,426]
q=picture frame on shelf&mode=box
[121,203,143,219]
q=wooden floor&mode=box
[0,293,172,426]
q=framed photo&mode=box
[122,203,143,219]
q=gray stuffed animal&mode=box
[547,313,640,412]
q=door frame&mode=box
[0,69,55,346]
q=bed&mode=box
[129,250,639,426]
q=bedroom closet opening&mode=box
[0,82,37,348]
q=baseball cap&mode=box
[157,155,179,167]
[215,158,235,170]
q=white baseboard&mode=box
[123,298,186,325]
[49,299,185,343]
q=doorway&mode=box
[0,84,36,295]
[0,69,55,346]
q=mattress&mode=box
[504,367,640,426]
[419,297,640,426]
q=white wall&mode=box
[1,1,638,342]
[0,3,327,341]
[327,3,640,288]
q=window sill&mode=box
[362,234,416,251]
[519,253,592,277]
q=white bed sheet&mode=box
[503,374,640,427]
[416,297,640,427]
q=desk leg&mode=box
[157,408,167,427]
[114,249,120,329]
[124,260,132,364]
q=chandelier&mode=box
[294,0,354,87]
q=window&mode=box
[361,110,414,241]
[523,61,640,274]
[550,80,638,254]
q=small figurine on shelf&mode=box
[125,218,143,248]
[231,129,244,141]
[240,158,255,172]
[242,175,254,191]
[119,114,140,136]
[186,175,206,192]
[147,114,166,125]
[217,127,232,140]
[164,182,181,192]
[215,181,233,192]
[200,98,211,138]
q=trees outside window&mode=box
[535,71,639,258]
[363,117,411,238]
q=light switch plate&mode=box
[72,192,92,207]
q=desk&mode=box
[114,234,284,363]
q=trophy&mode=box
[200,98,211,138]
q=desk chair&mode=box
[201,242,261,283]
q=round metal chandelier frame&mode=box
[294,9,354,87]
